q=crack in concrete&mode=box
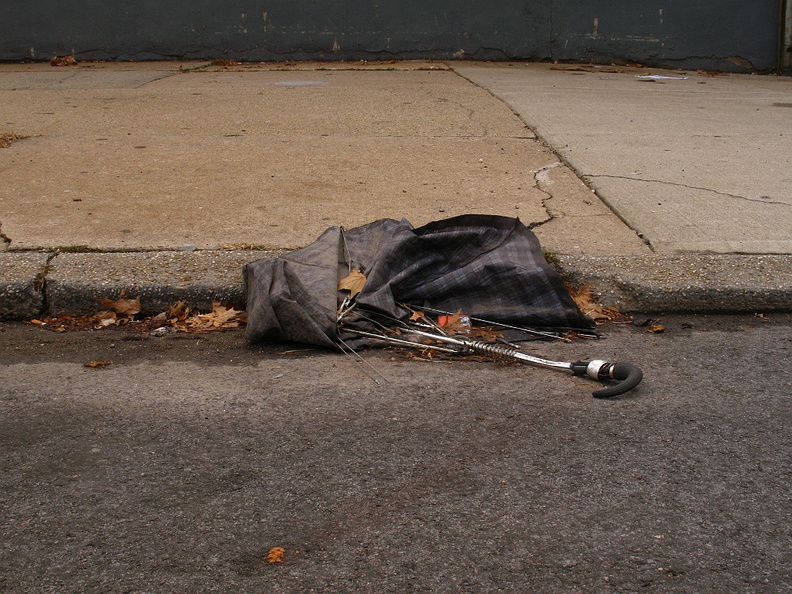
[528,162,562,229]
[584,174,791,207]
[0,222,11,251]
[422,88,488,137]
[35,253,57,296]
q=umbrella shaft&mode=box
[405,328,573,372]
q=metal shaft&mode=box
[401,327,574,371]
[340,324,643,398]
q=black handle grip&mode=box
[591,362,643,398]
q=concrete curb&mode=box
[1,250,276,321]
[0,252,49,319]
[557,254,792,314]
[2,250,791,322]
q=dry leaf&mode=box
[407,307,427,322]
[338,268,367,299]
[84,361,112,368]
[96,291,142,316]
[646,323,665,333]
[50,55,78,66]
[167,300,191,322]
[177,301,246,332]
[266,547,285,564]
[438,311,470,334]
[96,311,118,327]
[569,284,621,323]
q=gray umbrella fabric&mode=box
[244,215,594,347]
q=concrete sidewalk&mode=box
[1,60,790,319]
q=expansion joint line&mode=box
[584,174,791,207]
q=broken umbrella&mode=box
[244,215,642,397]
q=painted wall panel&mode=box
[0,1,782,72]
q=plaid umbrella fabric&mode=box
[244,215,593,347]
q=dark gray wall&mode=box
[0,1,782,72]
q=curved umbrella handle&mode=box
[572,360,644,398]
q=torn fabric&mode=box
[244,215,594,347]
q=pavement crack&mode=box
[584,174,791,206]
[35,253,57,294]
[528,162,563,229]
[0,222,11,251]
[423,87,488,137]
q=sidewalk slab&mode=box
[0,136,551,251]
[455,63,792,255]
[0,65,641,256]
[45,250,273,316]
[0,252,48,320]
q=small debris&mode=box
[50,55,78,67]
[632,317,655,327]
[266,547,285,564]
[96,291,142,316]
[0,132,28,148]
[211,59,239,67]
[31,298,246,334]
[635,74,688,80]
[175,301,246,332]
[84,361,112,368]
[633,317,665,333]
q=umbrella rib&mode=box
[335,336,390,384]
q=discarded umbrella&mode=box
[245,215,644,397]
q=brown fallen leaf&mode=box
[176,301,246,332]
[646,323,665,333]
[338,268,367,299]
[569,284,622,323]
[407,307,427,322]
[96,291,142,316]
[94,311,118,327]
[167,300,191,322]
[266,547,285,564]
[50,55,78,66]
[84,361,112,368]
[438,311,470,334]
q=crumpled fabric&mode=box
[244,215,593,347]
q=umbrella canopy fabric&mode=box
[244,215,593,347]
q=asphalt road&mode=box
[1,315,790,592]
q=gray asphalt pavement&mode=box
[1,315,791,592]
